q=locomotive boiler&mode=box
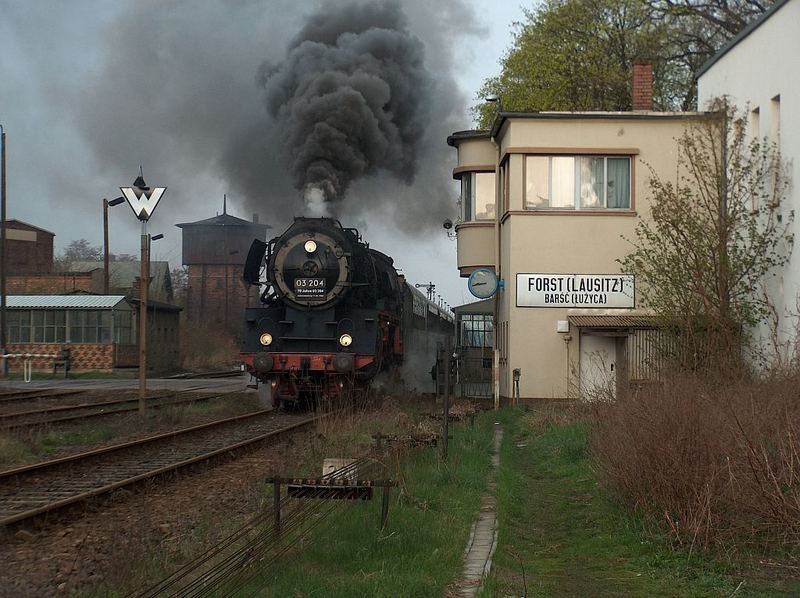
[240,217,452,408]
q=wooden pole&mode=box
[1,126,7,377]
[103,199,110,295]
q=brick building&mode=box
[70,261,174,302]
[4,220,54,275]
[3,295,137,371]
[7,261,173,302]
[3,294,182,373]
[176,206,268,336]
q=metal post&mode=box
[138,223,149,415]
[380,482,390,529]
[1,125,7,376]
[443,337,451,462]
[103,198,110,295]
[273,478,281,537]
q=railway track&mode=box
[0,389,85,404]
[0,392,232,429]
[0,410,318,527]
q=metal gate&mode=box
[457,346,492,399]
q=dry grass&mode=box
[0,432,35,466]
[589,369,800,553]
[180,326,239,370]
[301,398,419,474]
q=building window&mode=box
[460,172,496,221]
[7,311,30,343]
[770,95,780,146]
[499,163,507,214]
[114,310,133,344]
[750,107,760,140]
[525,155,631,210]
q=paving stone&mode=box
[459,427,503,597]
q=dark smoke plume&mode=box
[33,0,483,237]
[262,1,431,210]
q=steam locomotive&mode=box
[240,217,453,407]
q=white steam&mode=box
[304,185,331,217]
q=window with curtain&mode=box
[525,155,631,210]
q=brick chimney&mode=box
[632,63,653,111]
[252,213,259,224]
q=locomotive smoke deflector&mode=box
[243,239,267,285]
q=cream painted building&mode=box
[448,108,710,400]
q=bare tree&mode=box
[621,99,792,368]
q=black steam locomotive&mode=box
[240,217,453,407]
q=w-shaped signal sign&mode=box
[120,186,167,221]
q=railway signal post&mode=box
[120,167,166,416]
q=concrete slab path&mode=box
[459,424,503,597]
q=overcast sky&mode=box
[0,0,527,307]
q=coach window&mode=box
[461,172,496,222]
[525,155,631,210]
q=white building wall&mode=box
[698,0,800,360]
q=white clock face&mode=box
[468,269,497,299]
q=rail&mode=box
[0,391,235,429]
[0,410,322,526]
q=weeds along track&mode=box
[135,456,387,598]
[0,392,234,429]
[0,410,318,526]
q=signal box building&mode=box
[449,73,709,401]
[176,205,269,336]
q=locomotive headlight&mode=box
[259,332,273,346]
[338,333,353,347]
[304,240,317,253]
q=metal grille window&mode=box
[459,314,494,348]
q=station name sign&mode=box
[516,273,634,308]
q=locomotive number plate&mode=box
[294,277,326,299]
